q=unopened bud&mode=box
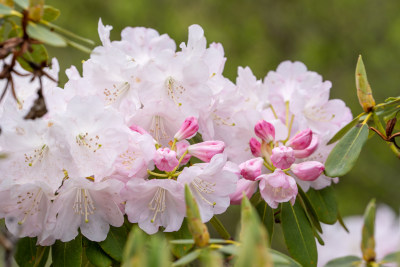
[188,141,225,162]
[229,179,258,205]
[254,120,275,143]
[174,117,199,141]
[291,161,325,181]
[287,129,312,150]
[270,146,295,169]
[293,135,319,158]
[239,158,264,181]
[176,140,191,165]
[153,148,179,172]
[249,137,261,157]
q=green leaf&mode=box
[361,199,376,262]
[165,219,194,258]
[356,55,375,112]
[281,202,317,267]
[255,201,274,244]
[147,234,171,267]
[99,225,128,262]
[169,238,227,245]
[14,0,28,8]
[17,44,48,72]
[84,239,112,267]
[297,187,322,233]
[327,112,365,145]
[42,5,60,21]
[382,251,400,263]
[337,212,349,232]
[218,244,238,255]
[325,256,362,267]
[28,0,44,21]
[172,249,201,266]
[325,123,369,177]
[209,216,231,240]
[122,225,146,267]
[39,21,95,46]
[306,187,338,224]
[26,22,67,47]
[0,3,12,15]
[14,237,49,267]
[199,249,224,267]
[52,234,83,267]
[270,249,302,267]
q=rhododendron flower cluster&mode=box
[0,19,352,244]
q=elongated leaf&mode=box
[172,249,201,266]
[297,187,322,233]
[14,0,28,8]
[170,238,227,245]
[218,244,238,255]
[325,124,369,177]
[0,3,12,15]
[325,256,362,267]
[42,5,60,21]
[281,202,317,267]
[306,187,338,224]
[356,55,375,112]
[210,216,231,240]
[199,249,223,267]
[27,23,67,47]
[84,239,112,267]
[361,199,376,262]
[28,0,44,21]
[99,225,128,262]
[15,237,49,267]
[52,234,83,267]
[255,201,274,244]
[270,249,302,267]
[122,226,146,267]
[382,251,400,263]
[328,113,365,144]
[147,234,171,267]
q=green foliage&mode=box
[26,23,67,47]
[325,123,369,177]
[83,238,113,267]
[165,219,194,258]
[325,256,362,267]
[281,202,317,267]
[356,55,375,112]
[52,234,83,267]
[270,250,302,267]
[98,225,129,262]
[17,44,48,72]
[306,187,338,225]
[15,237,49,267]
[255,201,274,244]
[327,113,365,145]
[42,5,60,21]
[361,199,376,262]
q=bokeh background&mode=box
[46,0,400,251]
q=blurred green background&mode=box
[47,0,400,241]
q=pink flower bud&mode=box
[188,141,225,162]
[254,120,275,142]
[256,169,298,209]
[153,148,179,172]
[239,158,264,181]
[286,129,312,150]
[229,179,258,205]
[174,117,199,141]
[270,146,295,169]
[176,140,191,165]
[293,135,319,158]
[291,161,325,181]
[249,137,261,157]
[129,123,148,135]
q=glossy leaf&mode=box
[270,249,302,267]
[27,23,67,47]
[297,187,322,233]
[306,187,338,224]
[209,216,231,240]
[172,249,202,267]
[165,219,194,258]
[42,5,60,21]
[99,225,128,262]
[39,21,95,46]
[17,44,48,72]
[15,237,49,267]
[356,55,375,112]
[235,195,272,267]
[361,199,376,262]
[281,202,317,267]
[52,234,83,267]
[327,112,364,144]
[84,239,113,267]
[14,0,28,8]
[325,256,362,267]
[255,201,274,244]
[325,123,369,177]
[0,3,12,15]
[185,184,210,247]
